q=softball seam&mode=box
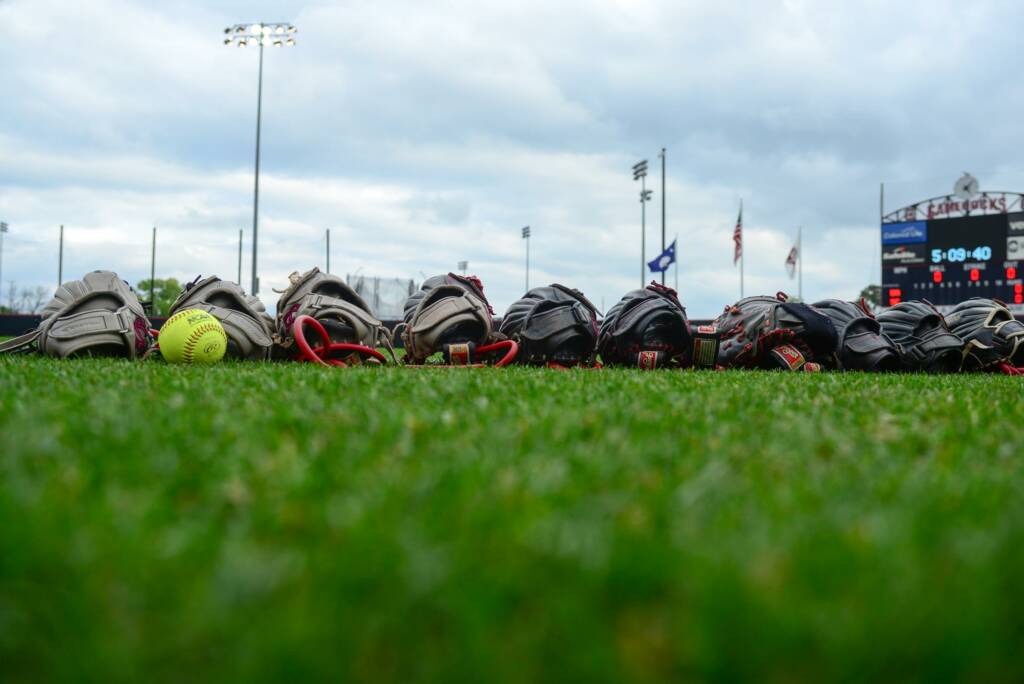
[181,322,227,363]
[163,310,197,330]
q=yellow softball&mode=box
[159,309,227,364]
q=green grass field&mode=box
[2,358,1024,682]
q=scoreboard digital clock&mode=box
[931,246,993,263]
[881,191,1024,312]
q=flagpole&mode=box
[740,199,744,299]
[674,233,678,292]
[879,182,884,286]
[798,226,803,301]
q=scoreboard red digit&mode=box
[881,187,1024,312]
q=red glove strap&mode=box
[292,315,388,367]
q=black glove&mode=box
[499,284,599,366]
[945,297,1024,373]
[598,282,699,369]
[714,294,837,370]
[812,299,900,372]
[876,300,962,373]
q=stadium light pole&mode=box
[223,21,297,296]
[458,260,468,275]
[522,225,531,292]
[633,160,650,288]
[325,228,331,274]
[659,148,666,286]
[237,229,243,285]
[0,222,7,295]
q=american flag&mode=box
[785,245,799,278]
[733,204,743,265]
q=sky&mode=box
[1,0,1023,318]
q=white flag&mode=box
[785,245,799,279]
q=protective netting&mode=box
[346,275,417,320]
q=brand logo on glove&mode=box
[637,350,659,370]
[770,343,806,371]
[448,343,471,365]
[692,326,720,369]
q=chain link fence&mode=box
[346,275,417,320]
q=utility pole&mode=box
[237,229,243,285]
[150,226,157,313]
[0,222,7,295]
[223,21,298,296]
[326,228,331,273]
[522,225,531,292]
[58,224,64,286]
[659,147,666,285]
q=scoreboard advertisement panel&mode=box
[881,186,1024,313]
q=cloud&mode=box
[1,0,1022,318]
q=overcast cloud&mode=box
[1,0,1022,317]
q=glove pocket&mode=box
[842,331,900,372]
[411,291,490,343]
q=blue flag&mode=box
[647,239,676,273]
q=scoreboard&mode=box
[881,190,1024,313]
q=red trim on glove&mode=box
[292,315,388,367]
[476,339,518,367]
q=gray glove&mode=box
[0,270,153,358]
[399,273,498,365]
[275,267,392,359]
[169,276,274,360]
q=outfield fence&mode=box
[346,275,416,320]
